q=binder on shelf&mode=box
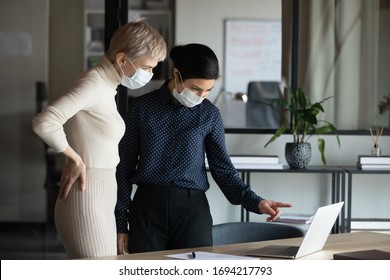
[230,155,283,169]
[358,155,390,165]
[205,155,283,169]
[230,155,279,164]
[357,164,390,170]
[231,162,284,170]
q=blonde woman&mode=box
[32,21,166,259]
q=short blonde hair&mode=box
[106,20,167,63]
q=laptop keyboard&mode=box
[253,245,299,256]
[274,246,299,256]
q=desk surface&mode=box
[93,231,390,260]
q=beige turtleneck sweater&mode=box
[32,56,125,168]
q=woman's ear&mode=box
[172,67,179,77]
[115,52,127,66]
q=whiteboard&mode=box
[224,19,281,93]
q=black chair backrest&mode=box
[246,81,282,128]
[212,222,306,246]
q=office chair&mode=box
[212,222,306,246]
[245,81,282,128]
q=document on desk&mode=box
[165,251,259,260]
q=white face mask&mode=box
[120,59,153,89]
[172,73,205,107]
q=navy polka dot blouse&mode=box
[115,80,263,233]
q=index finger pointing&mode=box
[273,202,292,208]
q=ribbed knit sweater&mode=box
[32,55,125,169]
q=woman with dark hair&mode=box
[115,43,291,254]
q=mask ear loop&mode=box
[119,57,134,78]
[127,59,138,71]
[173,70,184,93]
[174,71,186,93]
[173,71,178,91]
[119,64,127,78]
[177,71,185,87]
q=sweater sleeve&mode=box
[32,78,98,153]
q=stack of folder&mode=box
[357,155,390,170]
[229,155,284,170]
[205,155,284,169]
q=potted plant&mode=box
[378,94,390,121]
[264,87,340,168]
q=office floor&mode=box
[0,222,66,260]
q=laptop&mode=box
[246,201,344,259]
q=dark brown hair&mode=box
[169,43,219,80]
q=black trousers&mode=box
[128,184,213,253]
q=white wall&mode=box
[175,0,390,227]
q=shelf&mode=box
[84,8,173,74]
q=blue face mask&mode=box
[172,72,205,107]
[120,59,153,89]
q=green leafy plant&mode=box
[264,87,340,165]
[378,94,390,115]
